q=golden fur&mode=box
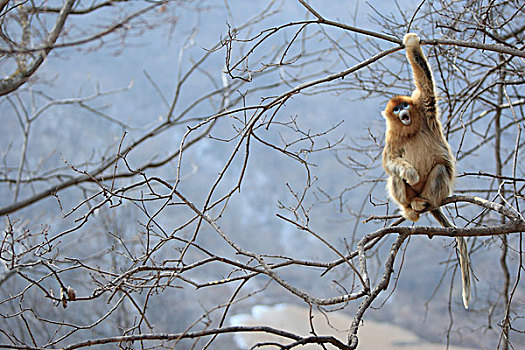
[381,33,471,309]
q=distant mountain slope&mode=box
[230,304,475,350]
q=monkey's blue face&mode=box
[392,101,411,125]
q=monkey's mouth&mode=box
[399,110,411,126]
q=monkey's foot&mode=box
[411,197,428,212]
[402,207,420,222]
[403,33,420,47]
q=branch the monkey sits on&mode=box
[382,33,471,309]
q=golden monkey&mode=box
[382,33,471,309]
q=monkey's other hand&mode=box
[411,197,428,212]
[403,33,420,48]
[401,167,420,186]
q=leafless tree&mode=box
[1,0,524,349]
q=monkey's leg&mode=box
[387,176,420,222]
[418,164,453,208]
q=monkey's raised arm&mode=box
[403,33,437,118]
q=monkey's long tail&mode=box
[431,208,471,309]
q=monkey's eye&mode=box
[402,102,410,109]
[393,106,400,114]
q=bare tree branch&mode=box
[0,0,76,96]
